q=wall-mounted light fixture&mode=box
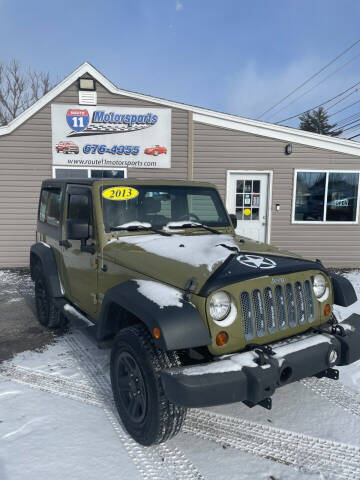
[78,78,96,91]
[285,143,292,155]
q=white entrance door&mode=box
[228,173,269,242]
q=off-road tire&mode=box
[34,270,67,329]
[110,324,187,446]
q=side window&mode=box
[68,193,92,224]
[47,190,62,226]
[39,189,49,222]
[39,188,62,225]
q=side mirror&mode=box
[229,214,237,229]
[67,218,89,240]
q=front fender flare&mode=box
[330,273,357,307]
[97,280,211,351]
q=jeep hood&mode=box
[104,233,326,295]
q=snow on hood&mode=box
[108,233,240,272]
[135,280,183,309]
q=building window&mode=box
[53,167,127,179]
[90,169,125,179]
[293,171,359,223]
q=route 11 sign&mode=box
[66,109,89,132]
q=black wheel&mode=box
[34,270,67,329]
[111,324,187,446]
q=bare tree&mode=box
[0,60,54,126]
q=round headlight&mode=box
[209,291,231,321]
[313,274,327,298]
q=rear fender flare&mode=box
[30,243,63,298]
[97,280,211,351]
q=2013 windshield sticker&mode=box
[237,254,277,269]
[102,186,139,201]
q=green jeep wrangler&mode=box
[30,178,360,446]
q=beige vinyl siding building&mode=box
[0,62,360,268]
[193,123,360,266]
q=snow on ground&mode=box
[332,270,360,393]
[1,270,360,479]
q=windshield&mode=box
[101,185,230,233]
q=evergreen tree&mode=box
[299,107,343,137]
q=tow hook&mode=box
[329,316,347,337]
[251,344,275,366]
[331,324,346,337]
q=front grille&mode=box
[253,289,266,337]
[239,279,315,339]
[240,291,254,341]
[264,287,276,334]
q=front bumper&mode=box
[161,313,360,408]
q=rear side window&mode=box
[39,188,62,225]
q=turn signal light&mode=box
[153,327,161,339]
[216,331,229,346]
[324,304,331,316]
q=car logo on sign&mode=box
[237,254,277,269]
[66,109,89,132]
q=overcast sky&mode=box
[1,0,360,133]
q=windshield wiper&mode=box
[110,225,171,237]
[167,222,221,235]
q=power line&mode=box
[336,110,360,125]
[324,88,359,111]
[338,116,360,129]
[342,121,360,132]
[328,98,360,117]
[336,111,360,127]
[257,38,360,120]
[275,80,360,124]
[269,51,360,120]
[348,132,360,140]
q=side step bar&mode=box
[53,298,113,349]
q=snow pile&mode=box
[180,350,264,375]
[0,269,33,299]
[108,233,239,271]
[113,221,151,228]
[135,280,183,309]
[181,334,332,375]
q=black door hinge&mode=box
[183,277,197,301]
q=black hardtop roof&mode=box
[41,178,216,188]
